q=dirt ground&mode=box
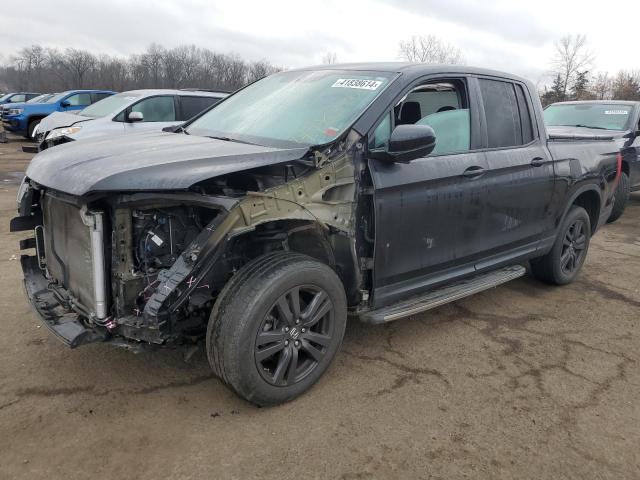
[0,133,638,480]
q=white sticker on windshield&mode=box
[605,110,629,115]
[331,79,383,90]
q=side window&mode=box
[514,84,535,144]
[92,93,112,104]
[65,93,92,106]
[396,79,471,156]
[478,79,523,148]
[11,94,26,102]
[180,96,220,120]
[131,96,176,122]
[369,112,392,149]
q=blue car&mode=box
[2,89,116,138]
[0,92,42,105]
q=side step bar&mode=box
[360,265,526,324]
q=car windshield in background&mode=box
[45,92,69,104]
[186,70,395,147]
[27,94,53,104]
[544,103,633,131]
[80,92,141,118]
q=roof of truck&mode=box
[115,89,228,98]
[551,100,640,106]
[293,62,530,84]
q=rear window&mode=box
[478,78,523,148]
[180,96,220,120]
[544,103,633,131]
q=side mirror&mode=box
[60,100,70,108]
[128,111,144,122]
[369,124,436,163]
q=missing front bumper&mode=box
[21,255,107,348]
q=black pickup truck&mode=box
[12,64,619,405]
[545,100,640,222]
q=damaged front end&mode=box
[12,134,367,350]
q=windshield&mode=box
[27,94,53,104]
[544,103,634,131]
[0,94,12,102]
[186,69,394,147]
[80,92,141,118]
[45,92,70,104]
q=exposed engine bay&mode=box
[12,137,368,350]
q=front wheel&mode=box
[206,252,347,406]
[27,119,41,139]
[531,205,591,285]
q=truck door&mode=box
[475,78,556,259]
[368,76,490,307]
[60,93,92,112]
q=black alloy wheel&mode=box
[559,218,588,276]
[255,285,334,387]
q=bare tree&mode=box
[611,70,640,101]
[59,48,97,88]
[591,72,612,100]
[398,35,464,64]
[321,52,338,65]
[551,34,595,99]
[247,60,281,83]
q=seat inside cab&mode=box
[395,82,470,155]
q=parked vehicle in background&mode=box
[36,89,228,150]
[545,100,640,222]
[2,89,116,138]
[0,94,55,121]
[0,92,41,105]
[12,64,620,406]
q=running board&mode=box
[360,265,526,324]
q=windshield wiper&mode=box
[206,135,257,146]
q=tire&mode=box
[607,171,630,223]
[531,205,591,285]
[206,251,347,406]
[27,119,40,139]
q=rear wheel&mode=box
[607,171,630,223]
[206,252,347,406]
[531,206,591,285]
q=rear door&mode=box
[476,77,555,263]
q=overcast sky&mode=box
[1,0,638,86]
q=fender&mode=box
[557,183,602,232]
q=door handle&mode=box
[462,166,486,178]
[530,157,545,167]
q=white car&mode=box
[35,89,228,150]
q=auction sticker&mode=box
[604,110,629,115]
[332,78,383,90]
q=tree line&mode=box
[0,44,282,93]
[540,34,640,105]
[2,37,639,105]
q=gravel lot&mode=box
[1,133,638,479]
